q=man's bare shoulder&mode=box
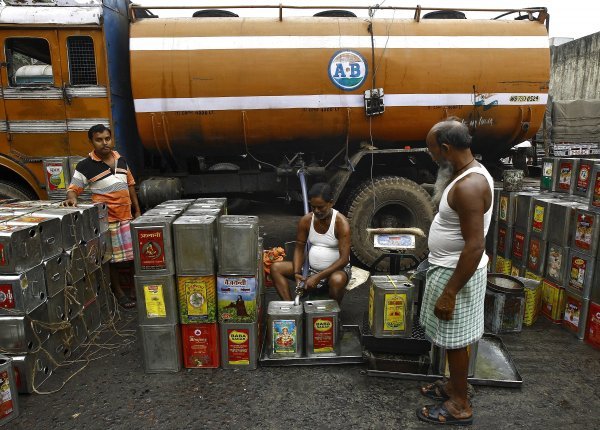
[454,171,490,195]
[334,210,350,230]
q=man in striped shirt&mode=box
[64,124,141,309]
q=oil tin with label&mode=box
[562,292,590,340]
[0,264,47,316]
[525,236,546,276]
[217,275,258,323]
[552,157,578,193]
[495,223,512,259]
[78,202,109,234]
[134,274,178,325]
[573,159,597,198]
[517,276,542,326]
[540,157,558,191]
[46,289,67,324]
[510,262,524,277]
[547,201,582,246]
[497,191,517,225]
[43,157,69,199]
[82,236,101,274]
[132,215,177,275]
[6,215,63,259]
[30,209,79,250]
[484,275,525,333]
[585,301,600,350]
[267,301,303,358]
[195,197,227,214]
[0,303,51,353]
[431,342,478,378]
[83,299,102,335]
[0,355,19,426]
[369,275,415,338]
[566,250,595,298]
[11,350,54,394]
[44,252,67,298]
[587,164,600,214]
[571,209,600,256]
[220,321,258,370]
[494,255,512,275]
[173,215,217,275]
[0,224,43,274]
[178,275,216,324]
[139,324,182,373]
[545,243,569,285]
[514,192,537,229]
[541,279,566,323]
[529,198,557,240]
[511,227,528,265]
[181,323,220,368]
[99,230,112,264]
[304,300,341,357]
[65,245,86,284]
[218,216,259,276]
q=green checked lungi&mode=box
[419,264,487,349]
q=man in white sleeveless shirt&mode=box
[417,119,493,426]
[270,183,351,304]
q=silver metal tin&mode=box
[195,197,227,214]
[545,243,570,286]
[159,199,195,205]
[587,163,600,214]
[218,216,259,276]
[563,292,590,340]
[547,201,583,246]
[6,215,63,259]
[0,264,47,316]
[0,224,43,274]
[187,203,225,217]
[495,223,512,259]
[491,187,503,222]
[38,207,88,243]
[99,230,112,264]
[143,208,185,217]
[529,198,559,240]
[369,275,415,338]
[43,157,70,198]
[0,303,51,354]
[514,191,538,229]
[540,157,558,191]
[510,227,528,265]
[10,349,54,394]
[79,202,108,231]
[497,191,517,225]
[83,299,102,335]
[485,286,525,334]
[573,159,597,198]
[46,289,68,324]
[77,205,100,242]
[431,342,478,377]
[28,209,78,250]
[566,250,596,299]
[139,324,182,373]
[65,245,86,284]
[134,274,178,325]
[45,329,73,365]
[184,208,221,217]
[82,236,101,274]
[77,272,98,308]
[44,253,68,298]
[132,215,178,275]
[267,301,303,358]
[304,300,341,357]
[0,354,19,426]
[70,313,89,352]
[173,215,217,275]
[66,282,84,320]
[220,321,258,370]
[525,236,547,276]
[571,209,600,256]
[552,158,579,193]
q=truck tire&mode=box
[346,176,435,271]
[0,180,36,200]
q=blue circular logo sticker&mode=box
[328,50,368,91]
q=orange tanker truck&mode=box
[0,1,550,268]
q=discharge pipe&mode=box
[294,168,310,306]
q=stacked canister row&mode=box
[0,200,112,394]
[133,198,265,372]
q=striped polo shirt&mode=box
[68,150,135,222]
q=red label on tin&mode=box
[182,324,219,368]
[0,284,15,309]
[558,162,573,190]
[227,329,250,365]
[593,173,600,208]
[0,370,14,419]
[574,214,594,251]
[497,227,507,254]
[568,257,587,293]
[0,244,6,266]
[512,232,525,259]
[312,316,334,353]
[576,163,591,193]
[585,302,600,349]
[527,237,542,272]
[138,228,166,270]
[563,296,582,332]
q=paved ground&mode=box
[10,199,600,430]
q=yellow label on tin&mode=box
[383,293,406,331]
[185,278,209,316]
[144,284,166,318]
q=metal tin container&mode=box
[547,201,582,246]
[514,192,537,229]
[494,255,512,275]
[217,275,258,323]
[29,209,79,250]
[431,342,478,378]
[369,275,415,338]
[43,157,69,199]
[0,264,46,316]
[484,275,525,333]
[83,299,102,335]
[44,252,68,298]
[68,156,91,200]
[510,262,524,278]
[220,321,258,370]
[0,355,19,426]
[571,209,600,256]
[159,199,195,206]
[65,245,86,284]
[99,230,112,264]
[496,223,512,259]
[66,282,84,320]
[304,300,341,357]
[503,169,524,192]
[545,243,570,286]
[6,215,63,259]
[132,215,178,275]
[267,301,303,358]
[529,198,558,240]
[592,260,600,304]
[143,208,186,217]
[498,191,517,225]
[46,289,67,324]
[218,215,259,276]
[185,208,221,217]
[486,221,497,255]
[173,215,217,275]
[541,279,566,323]
[195,197,227,214]
[511,227,528,265]
[585,301,600,350]
[70,313,90,351]
[0,224,43,274]
[178,275,217,324]
[82,236,101,274]
[525,236,547,276]
[540,157,559,191]
[139,324,182,373]
[135,274,178,325]
[0,303,51,354]
[78,272,98,308]
[181,323,220,368]
[187,203,225,216]
[563,292,590,340]
[10,350,54,394]
[588,163,600,214]
[573,158,597,198]
[491,187,503,222]
[517,276,542,327]
[49,206,97,242]
[45,329,73,365]
[78,202,109,234]
[566,250,595,298]
[552,158,579,193]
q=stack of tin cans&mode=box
[0,200,109,394]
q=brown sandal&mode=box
[421,380,475,401]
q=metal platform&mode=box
[360,312,431,355]
[259,325,365,366]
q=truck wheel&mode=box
[0,180,36,200]
[346,176,435,271]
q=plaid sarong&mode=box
[109,220,133,263]
[419,264,487,349]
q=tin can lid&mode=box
[487,274,525,294]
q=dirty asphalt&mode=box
[10,199,600,430]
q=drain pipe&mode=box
[294,168,310,306]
